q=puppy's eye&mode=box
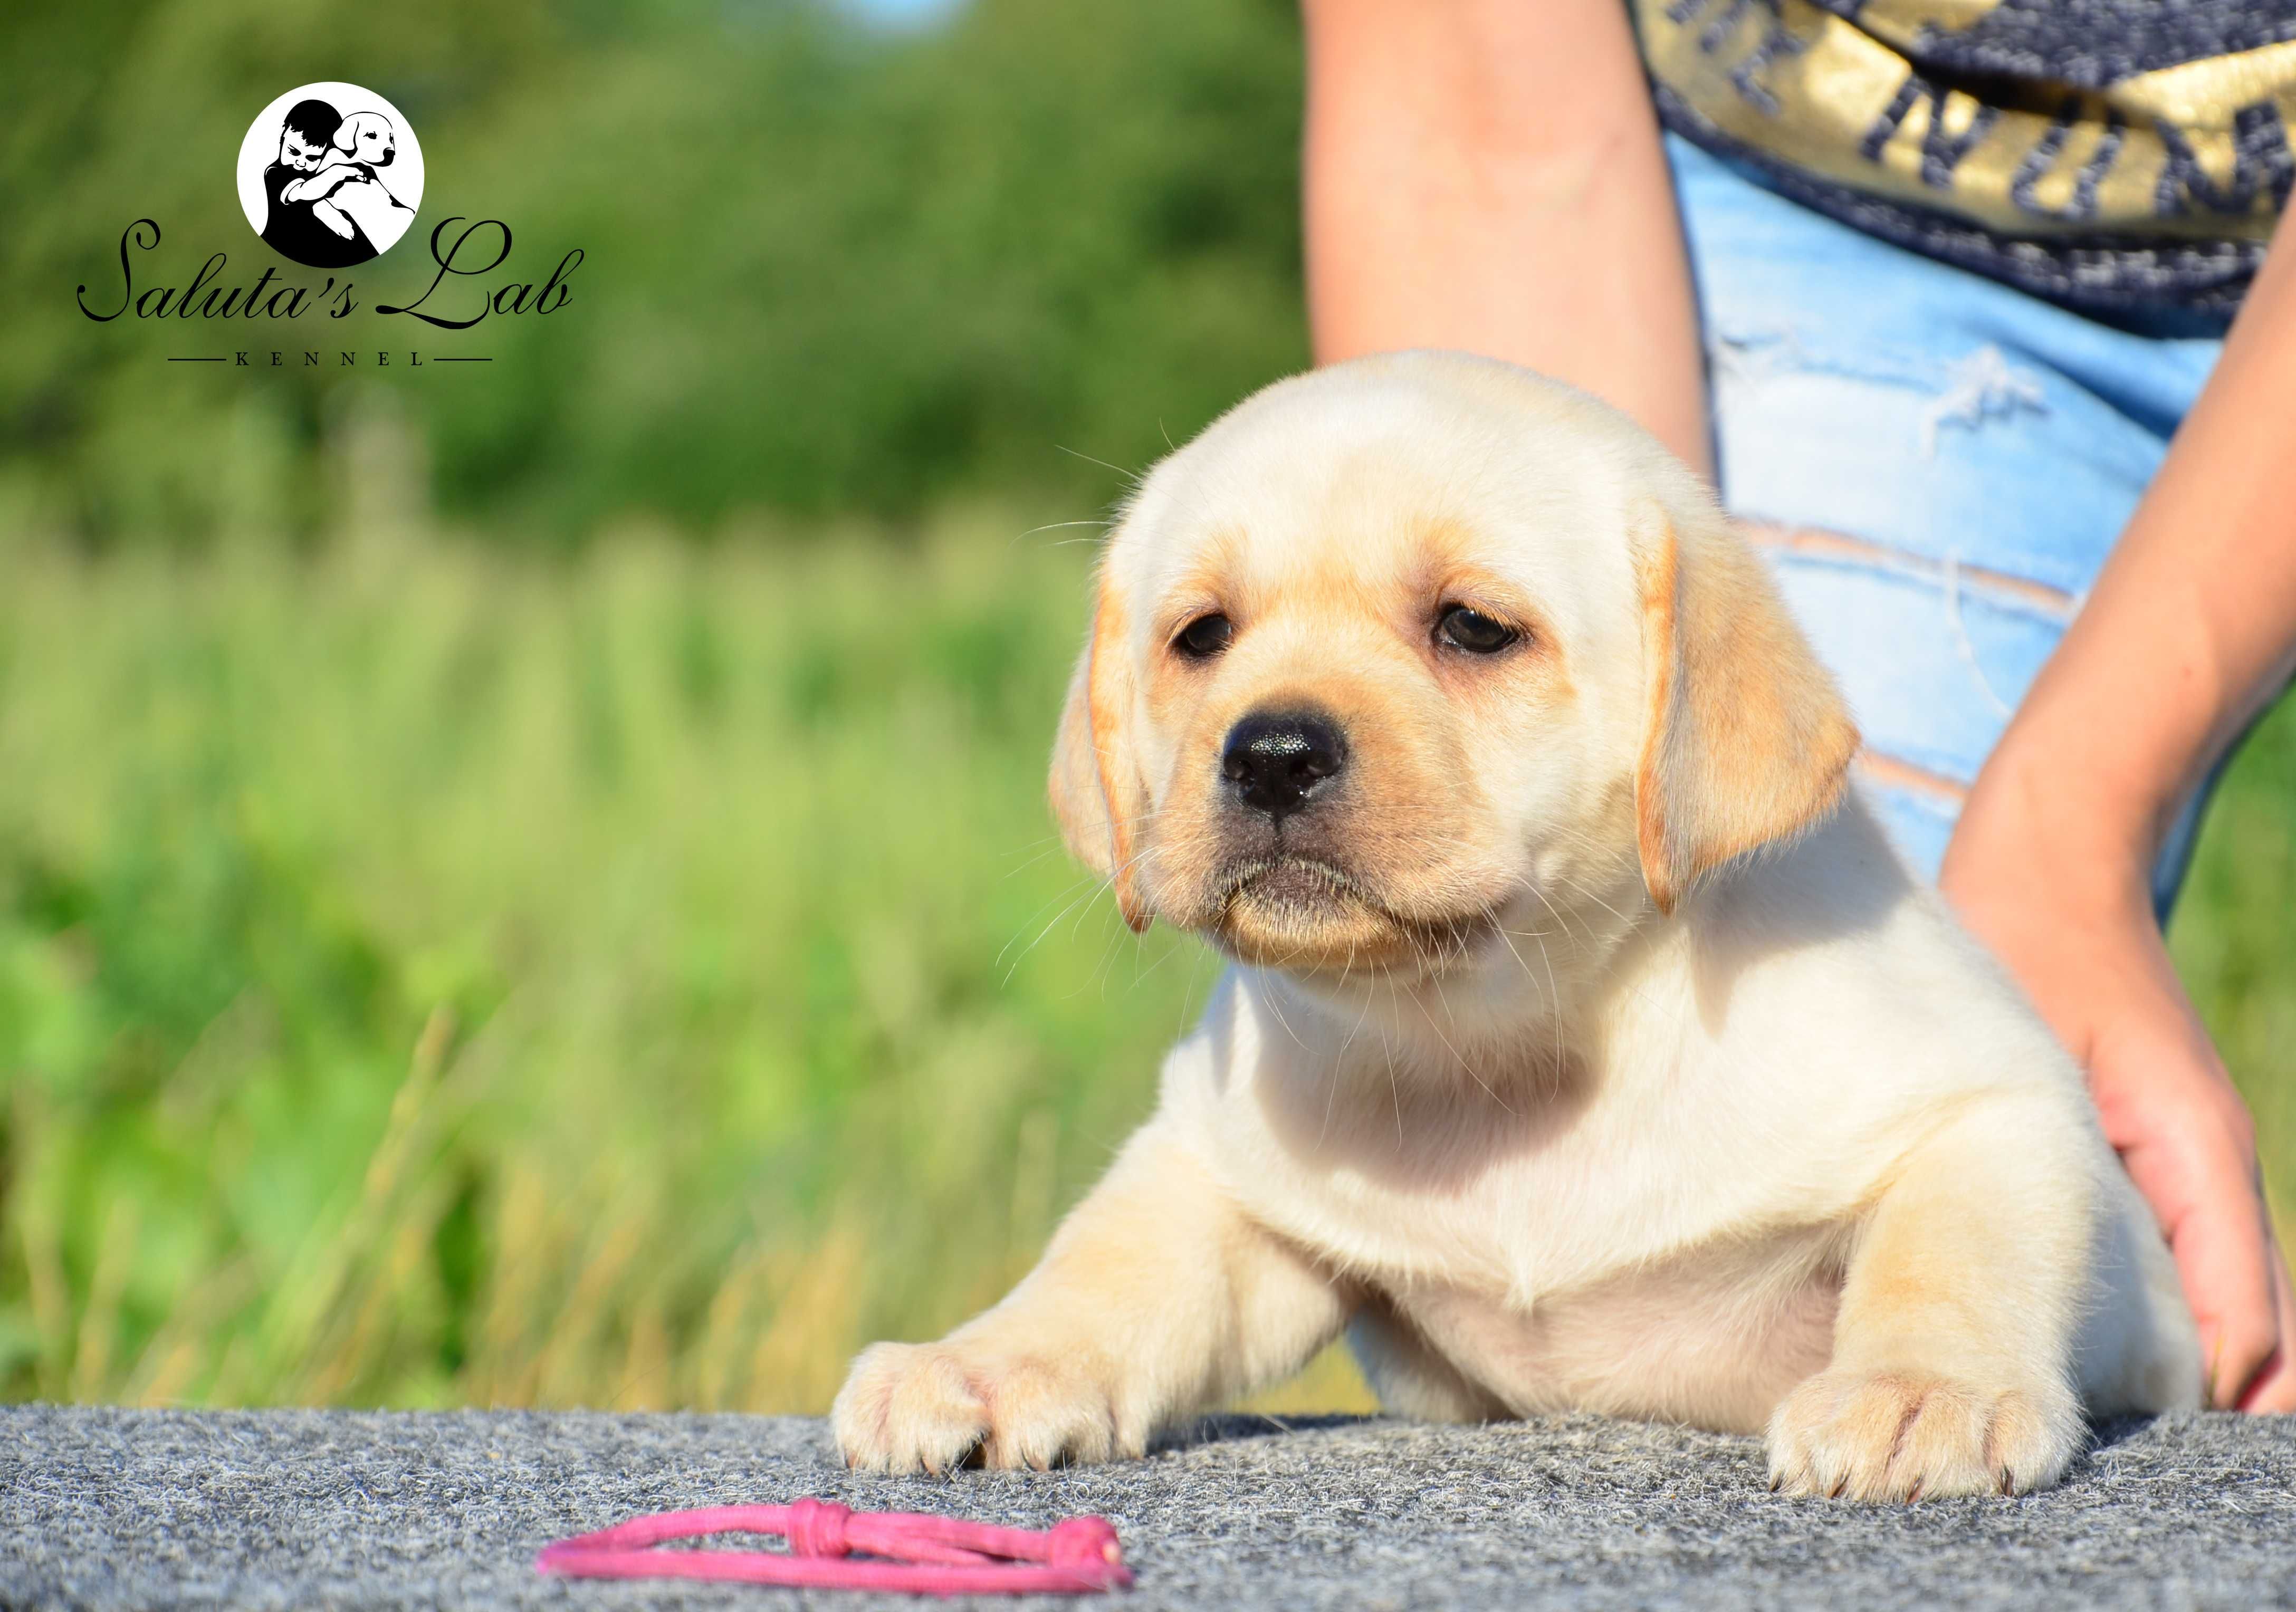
[1437,605,1518,655]
[1173,613,1235,660]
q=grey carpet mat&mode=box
[2,1406,2292,1609]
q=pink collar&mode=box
[536,1497,1133,1596]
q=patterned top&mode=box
[1635,0,2296,319]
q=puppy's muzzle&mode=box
[1220,708,1347,823]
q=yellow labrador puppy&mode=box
[833,351,2201,1499]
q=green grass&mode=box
[1,523,2290,1413]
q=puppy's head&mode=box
[1050,352,1855,984]
[335,112,396,167]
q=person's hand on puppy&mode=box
[1943,775,2296,1412]
[1941,217,2296,1413]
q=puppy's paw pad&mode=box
[831,1342,989,1475]
[1978,1386,2079,1495]
[980,1357,1119,1471]
[1766,1369,2078,1501]
[831,1341,1121,1474]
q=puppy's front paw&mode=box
[832,1340,1125,1474]
[1766,1368,2080,1500]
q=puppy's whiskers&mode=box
[1053,444,1150,488]
[1415,972,1516,1117]
[1319,936,1376,1155]
[1516,885,1566,1052]
[1376,958,1404,1148]
[998,870,1134,987]
[997,873,1096,974]
[1258,969,1308,1052]
[1487,900,1542,999]
[1551,869,1637,932]
[1009,517,1113,554]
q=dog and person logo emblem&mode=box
[236,82,425,268]
[71,79,578,343]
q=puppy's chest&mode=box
[1213,1072,1766,1285]
[1206,1091,1847,1430]
[1365,1225,1845,1431]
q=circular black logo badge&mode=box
[236,82,425,268]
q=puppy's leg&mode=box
[2077,1168,2203,1415]
[1347,1297,1507,1424]
[834,1122,1346,1473]
[1768,1092,2095,1500]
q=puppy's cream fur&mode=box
[833,352,2201,1499]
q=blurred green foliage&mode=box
[4,0,1307,546]
[0,520,1223,1407]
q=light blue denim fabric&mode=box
[1664,133,2227,914]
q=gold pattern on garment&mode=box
[1637,0,2290,243]
[1852,0,2012,49]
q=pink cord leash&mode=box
[534,1498,1133,1596]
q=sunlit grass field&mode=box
[3,520,2291,1414]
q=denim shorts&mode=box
[1665,133,2226,914]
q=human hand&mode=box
[1942,780,2295,1411]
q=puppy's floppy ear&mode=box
[333,118,359,155]
[1630,494,1858,915]
[1049,563,1152,932]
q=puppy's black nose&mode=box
[1221,709,1348,822]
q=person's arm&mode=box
[1300,0,1710,474]
[1941,212,2296,1412]
[282,164,364,204]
